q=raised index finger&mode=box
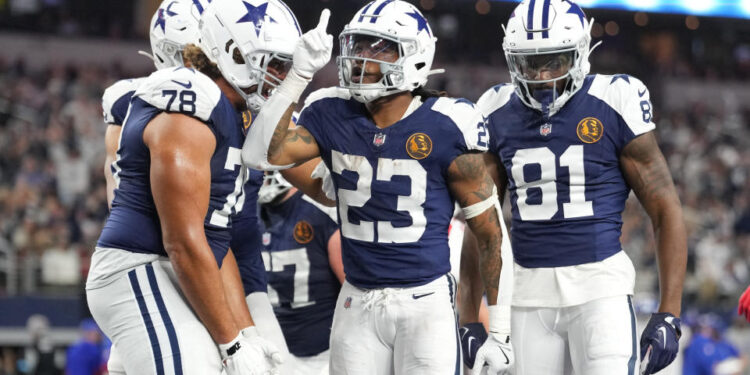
[316,9,330,32]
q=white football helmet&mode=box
[147,0,207,70]
[337,0,440,103]
[199,0,301,112]
[258,171,293,205]
[502,0,599,113]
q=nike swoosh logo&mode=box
[412,292,435,300]
[638,88,647,97]
[501,347,510,365]
[171,80,192,89]
[658,326,667,349]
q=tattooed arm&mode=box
[262,105,321,166]
[447,153,503,305]
[621,132,686,316]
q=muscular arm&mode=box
[281,159,335,207]
[264,105,321,167]
[103,125,121,209]
[621,132,686,316]
[221,249,254,329]
[145,112,238,344]
[447,153,503,305]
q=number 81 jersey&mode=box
[97,67,246,265]
[298,88,488,289]
[479,74,655,268]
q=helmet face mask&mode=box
[502,0,597,113]
[258,171,293,205]
[337,0,437,104]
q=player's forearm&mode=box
[267,105,296,164]
[221,249,254,329]
[466,209,503,306]
[166,239,239,344]
[652,203,687,316]
[458,228,485,324]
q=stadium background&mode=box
[0,0,748,373]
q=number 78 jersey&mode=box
[298,88,488,289]
[478,74,655,268]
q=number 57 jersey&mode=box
[298,88,488,289]
[478,74,655,269]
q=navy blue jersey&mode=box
[98,67,248,265]
[298,88,487,288]
[260,191,340,357]
[102,78,145,126]
[478,74,656,268]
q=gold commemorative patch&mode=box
[293,220,314,244]
[576,117,604,143]
[406,133,432,160]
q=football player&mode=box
[242,1,512,373]
[86,0,306,373]
[462,1,687,374]
[257,171,343,374]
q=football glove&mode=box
[471,332,513,375]
[460,322,488,369]
[291,9,333,79]
[738,285,750,322]
[639,312,681,375]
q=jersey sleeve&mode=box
[588,74,656,147]
[133,67,222,122]
[430,97,489,153]
[102,78,144,125]
[297,87,350,152]
[476,84,516,155]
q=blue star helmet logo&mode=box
[406,10,431,36]
[610,74,631,84]
[237,1,277,36]
[564,0,586,27]
[153,1,179,32]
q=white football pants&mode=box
[293,350,330,375]
[512,295,638,375]
[329,275,461,375]
[87,255,223,375]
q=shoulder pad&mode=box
[587,74,655,136]
[133,67,222,122]
[301,87,351,112]
[430,97,488,152]
[102,77,145,125]
[476,84,515,117]
[302,195,338,222]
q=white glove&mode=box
[472,305,514,375]
[291,9,333,79]
[311,161,335,201]
[471,332,514,375]
[220,329,281,375]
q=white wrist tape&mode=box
[461,186,499,219]
[241,72,310,171]
[488,304,511,336]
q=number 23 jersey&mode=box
[479,74,655,269]
[298,88,487,289]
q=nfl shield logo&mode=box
[344,296,352,309]
[540,123,552,136]
[262,233,271,246]
[373,133,386,147]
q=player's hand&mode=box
[460,322,488,369]
[738,285,750,322]
[639,313,681,375]
[220,329,281,375]
[471,332,514,375]
[241,326,283,371]
[292,9,333,79]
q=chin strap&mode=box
[137,50,155,63]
